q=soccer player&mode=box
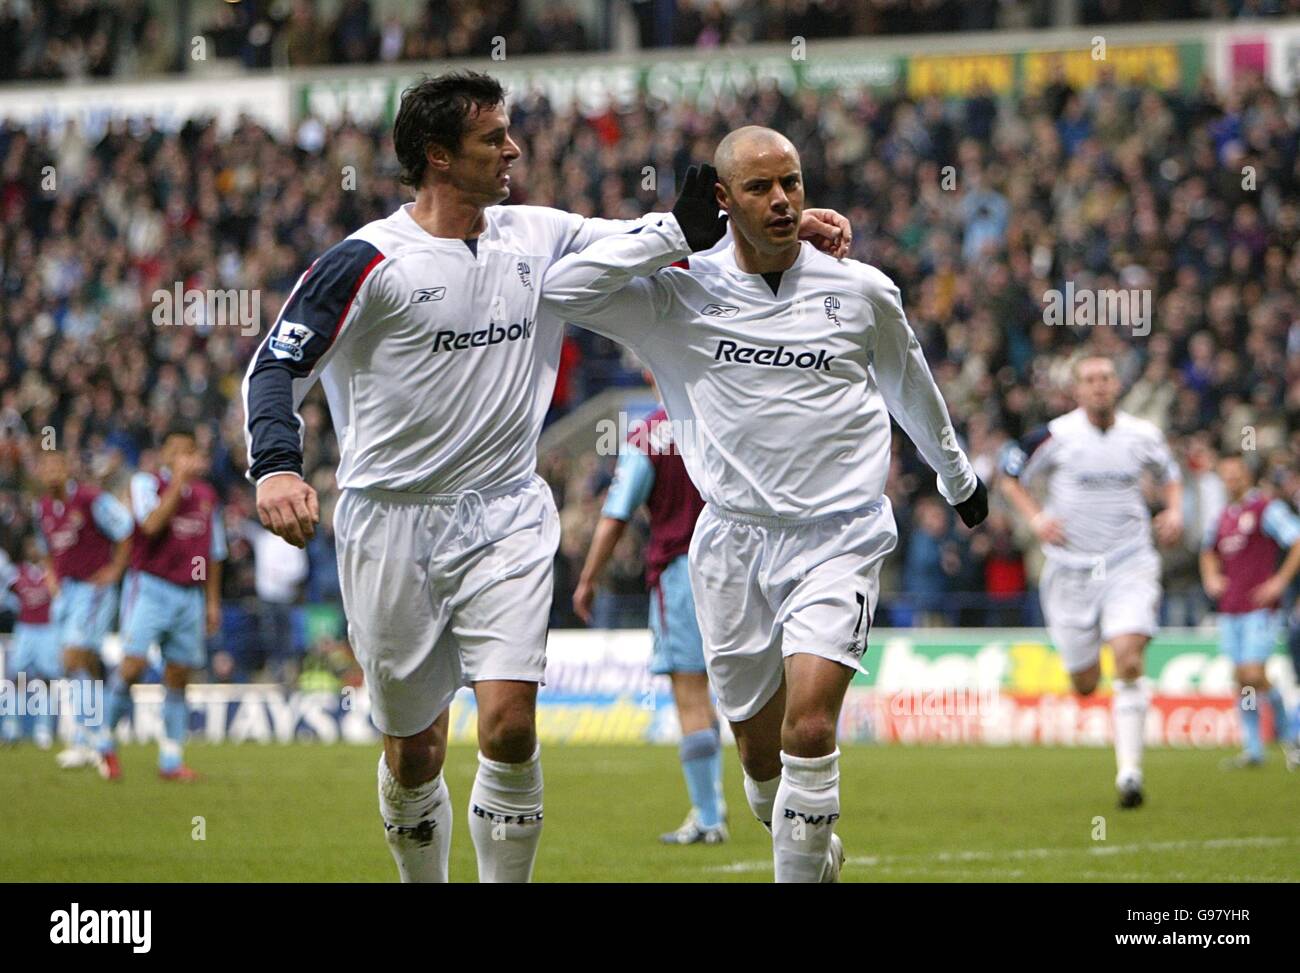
[541,132,989,882]
[33,449,133,768]
[573,381,725,845]
[999,355,1183,808]
[97,424,226,781]
[1,536,60,748]
[1200,452,1300,769]
[242,74,849,883]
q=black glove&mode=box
[953,477,989,529]
[672,163,728,252]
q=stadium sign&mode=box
[296,54,901,124]
[1019,42,1192,93]
[908,41,1203,98]
[300,66,638,123]
[907,52,1016,98]
[1216,24,1300,94]
[0,75,291,137]
[294,38,1203,125]
[4,629,1285,748]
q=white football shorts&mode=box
[335,474,559,737]
[688,497,897,723]
[1038,547,1161,673]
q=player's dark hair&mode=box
[1218,449,1258,478]
[164,420,197,443]
[393,71,507,189]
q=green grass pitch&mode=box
[1,743,1295,882]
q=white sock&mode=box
[772,749,840,884]
[1112,678,1148,786]
[377,751,452,883]
[743,772,780,832]
[468,745,544,883]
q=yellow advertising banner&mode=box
[1022,44,1183,91]
[908,52,1015,97]
[908,44,1184,98]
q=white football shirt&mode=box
[540,214,978,520]
[1000,407,1180,568]
[243,203,640,494]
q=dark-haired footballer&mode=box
[242,71,852,883]
[98,424,226,781]
[1200,452,1300,769]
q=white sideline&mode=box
[708,835,1295,874]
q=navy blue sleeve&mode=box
[243,238,384,483]
[998,426,1051,479]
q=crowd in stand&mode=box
[1,0,1294,82]
[1,54,1298,677]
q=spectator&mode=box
[239,514,310,681]
[283,0,332,67]
[901,496,963,626]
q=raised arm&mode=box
[135,462,200,538]
[541,214,689,335]
[542,164,727,336]
[867,275,985,526]
[555,200,850,260]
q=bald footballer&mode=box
[543,128,988,882]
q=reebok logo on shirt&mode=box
[714,339,836,372]
[1075,470,1139,489]
[702,304,739,317]
[431,318,535,354]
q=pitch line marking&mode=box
[707,836,1296,873]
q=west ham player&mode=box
[573,383,725,845]
[242,74,849,883]
[542,132,989,882]
[97,425,226,780]
[1200,453,1300,769]
[2,536,60,748]
[33,449,133,768]
[999,355,1183,808]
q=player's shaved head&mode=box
[713,126,804,269]
[714,126,800,187]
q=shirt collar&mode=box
[717,240,811,284]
